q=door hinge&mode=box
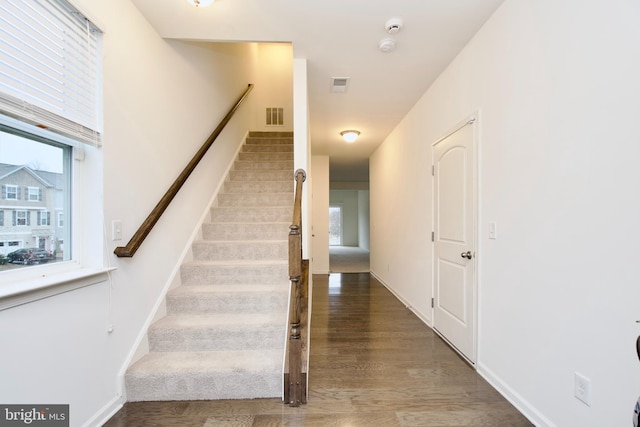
[432,165,434,176]
[431,298,434,308]
[431,231,434,242]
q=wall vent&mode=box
[331,77,350,93]
[265,107,284,126]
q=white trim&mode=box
[370,270,432,328]
[477,362,554,427]
[81,394,123,427]
[0,266,114,311]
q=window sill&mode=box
[0,266,115,311]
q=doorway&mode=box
[432,117,478,363]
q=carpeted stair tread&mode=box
[125,131,293,402]
[166,290,287,315]
[168,283,288,295]
[202,223,291,240]
[191,240,288,261]
[216,193,293,207]
[229,170,293,181]
[149,313,287,352]
[125,350,282,401]
[180,261,288,286]
[234,160,293,170]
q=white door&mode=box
[433,120,476,363]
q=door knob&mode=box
[461,251,472,259]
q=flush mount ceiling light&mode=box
[340,130,360,143]
[379,38,396,53]
[187,0,214,7]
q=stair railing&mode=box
[285,168,308,406]
[114,84,254,258]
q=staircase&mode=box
[125,131,294,401]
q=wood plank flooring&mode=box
[104,273,532,426]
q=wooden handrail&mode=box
[114,84,254,258]
[286,168,307,406]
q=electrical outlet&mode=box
[574,372,591,406]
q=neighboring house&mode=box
[0,163,63,256]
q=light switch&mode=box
[112,220,122,241]
[488,222,497,240]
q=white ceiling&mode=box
[130,0,504,180]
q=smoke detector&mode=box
[379,38,396,52]
[385,18,403,34]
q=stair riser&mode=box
[210,207,292,223]
[125,372,281,401]
[239,152,293,161]
[167,293,287,315]
[224,180,292,193]
[216,193,292,208]
[149,326,285,352]
[242,145,293,153]
[202,223,290,240]
[234,160,292,170]
[192,241,287,261]
[245,137,293,145]
[180,263,288,285]
[249,131,292,138]
[229,170,293,182]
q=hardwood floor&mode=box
[104,273,532,426]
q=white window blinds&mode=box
[0,0,102,145]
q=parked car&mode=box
[7,248,52,265]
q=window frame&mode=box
[27,187,40,202]
[0,0,108,310]
[5,184,18,200]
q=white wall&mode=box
[0,1,260,425]
[251,43,293,132]
[370,1,640,425]
[358,190,370,250]
[311,156,329,274]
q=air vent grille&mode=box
[331,77,350,93]
[265,107,284,126]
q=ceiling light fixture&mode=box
[340,130,360,143]
[187,0,214,7]
[379,38,396,52]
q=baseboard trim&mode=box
[370,270,432,328]
[476,362,554,427]
[81,394,123,427]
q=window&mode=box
[0,0,102,280]
[27,187,41,202]
[4,185,18,200]
[0,129,71,270]
[14,210,28,226]
[38,211,51,226]
[329,205,343,246]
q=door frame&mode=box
[431,112,480,364]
